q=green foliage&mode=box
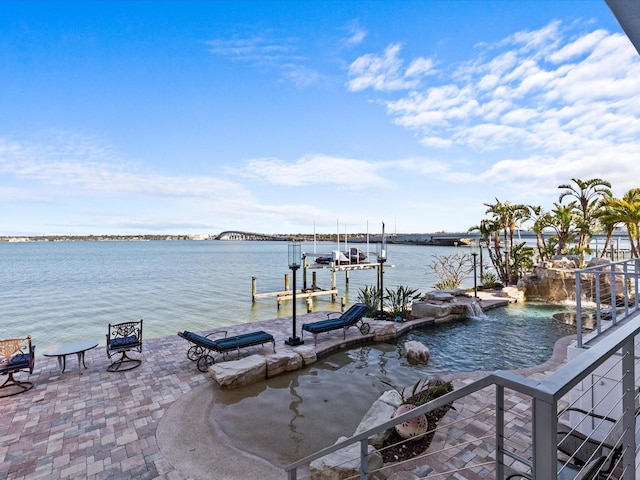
[380,377,454,407]
[384,285,421,319]
[433,279,460,290]
[479,271,500,288]
[357,284,380,311]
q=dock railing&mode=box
[285,259,640,479]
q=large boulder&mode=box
[411,302,452,319]
[265,351,303,378]
[354,390,402,447]
[209,354,266,388]
[369,319,398,341]
[309,436,383,480]
[293,345,317,365]
[403,341,430,365]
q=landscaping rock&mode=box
[370,319,397,341]
[209,354,266,388]
[265,351,303,378]
[404,341,430,365]
[309,436,383,480]
[411,301,452,319]
[354,390,402,447]
[293,345,317,365]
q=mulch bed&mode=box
[380,379,454,464]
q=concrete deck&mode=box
[0,293,567,479]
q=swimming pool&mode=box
[211,302,577,467]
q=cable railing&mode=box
[575,258,640,347]
[285,259,640,480]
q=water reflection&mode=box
[211,303,578,467]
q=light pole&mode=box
[285,242,304,346]
[471,252,478,298]
[377,223,387,318]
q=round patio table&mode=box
[43,340,99,375]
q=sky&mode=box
[1,1,639,237]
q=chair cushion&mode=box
[0,353,31,372]
[109,336,139,349]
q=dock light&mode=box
[286,242,304,346]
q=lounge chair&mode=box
[106,320,143,372]
[556,406,639,477]
[178,330,276,372]
[301,303,371,345]
[0,336,35,397]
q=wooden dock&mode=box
[251,258,389,311]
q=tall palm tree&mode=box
[602,188,640,258]
[558,178,612,264]
[594,205,621,259]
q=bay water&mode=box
[0,240,461,350]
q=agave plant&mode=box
[385,285,421,319]
[357,284,381,312]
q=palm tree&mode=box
[594,205,621,259]
[547,202,579,256]
[602,188,640,258]
[558,178,612,264]
[470,199,530,285]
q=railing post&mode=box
[635,258,640,310]
[623,261,629,316]
[360,439,369,480]
[621,336,636,480]
[595,268,602,334]
[576,270,583,348]
[610,263,617,324]
[288,467,297,480]
[532,397,556,479]
[496,385,505,479]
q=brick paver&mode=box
[0,294,569,479]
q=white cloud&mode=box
[239,154,389,187]
[347,44,436,92]
[364,20,640,162]
[344,21,367,46]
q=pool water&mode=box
[212,302,578,467]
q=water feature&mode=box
[212,302,577,467]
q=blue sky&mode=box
[1,1,639,236]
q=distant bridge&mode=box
[215,231,282,241]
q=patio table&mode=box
[43,340,98,375]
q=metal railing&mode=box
[285,259,640,479]
[575,258,640,347]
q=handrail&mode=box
[285,300,640,479]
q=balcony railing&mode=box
[285,259,640,479]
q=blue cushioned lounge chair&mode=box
[178,330,276,372]
[301,303,371,345]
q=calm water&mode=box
[1,240,464,349]
[214,302,577,465]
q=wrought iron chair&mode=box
[106,320,143,372]
[0,336,35,397]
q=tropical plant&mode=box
[469,198,529,285]
[357,285,381,312]
[558,178,612,265]
[479,271,500,288]
[384,285,421,319]
[602,188,640,258]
